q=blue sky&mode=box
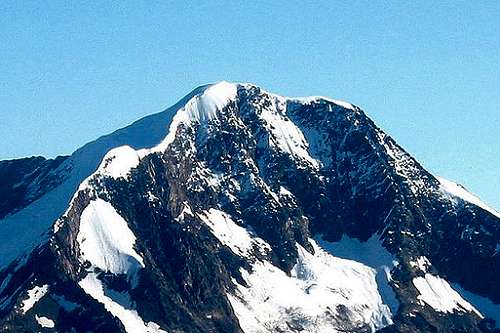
[1,1,499,209]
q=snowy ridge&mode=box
[97,145,141,180]
[150,81,237,154]
[288,95,355,111]
[437,176,500,219]
[1,81,499,332]
[0,83,211,269]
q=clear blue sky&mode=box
[1,1,499,209]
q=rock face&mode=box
[0,82,499,333]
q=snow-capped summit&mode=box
[0,82,499,332]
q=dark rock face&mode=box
[0,83,498,333]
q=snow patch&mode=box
[316,234,399,314]
[79,273,166,333]
[258,96,320,168]
[97,145,141,179]
[21,284,48,314]
[279,186,293,197]
[229,239,394,333]
[437,177,500,218]
[198,209,270,257]
[35,314,55,328]
[410,256,431,272]
[78,199,144,275]
[413,274,481,316]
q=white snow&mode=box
[0,84,210,270]
[152,81,237,153]
[35,314,55,328]
[279,186,293,197]
[229,239,394,333]
[410,256,431,272]
[453,284,500,327]
[437,177,500,218]
[97,145,141,179]
[316,234,400,314]
[412,274,481,316]
[258,96,320,168]
[77,199,144,275]
[291,96,355,111]
[21,284,48,314]
[196,81,238,117]
[79,273,166,333]
[198,209,270,257]
[0,80,358,274]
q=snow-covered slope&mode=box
[437,176,500,219]
[0,82,499,333]
[0,84,209,269]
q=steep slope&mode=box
[0,155,69,219]
[0,82,498,333]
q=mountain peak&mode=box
[0,83,499,333]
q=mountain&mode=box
[0,82,499,333]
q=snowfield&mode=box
[412,274,481,316]
[78,198,144,275]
